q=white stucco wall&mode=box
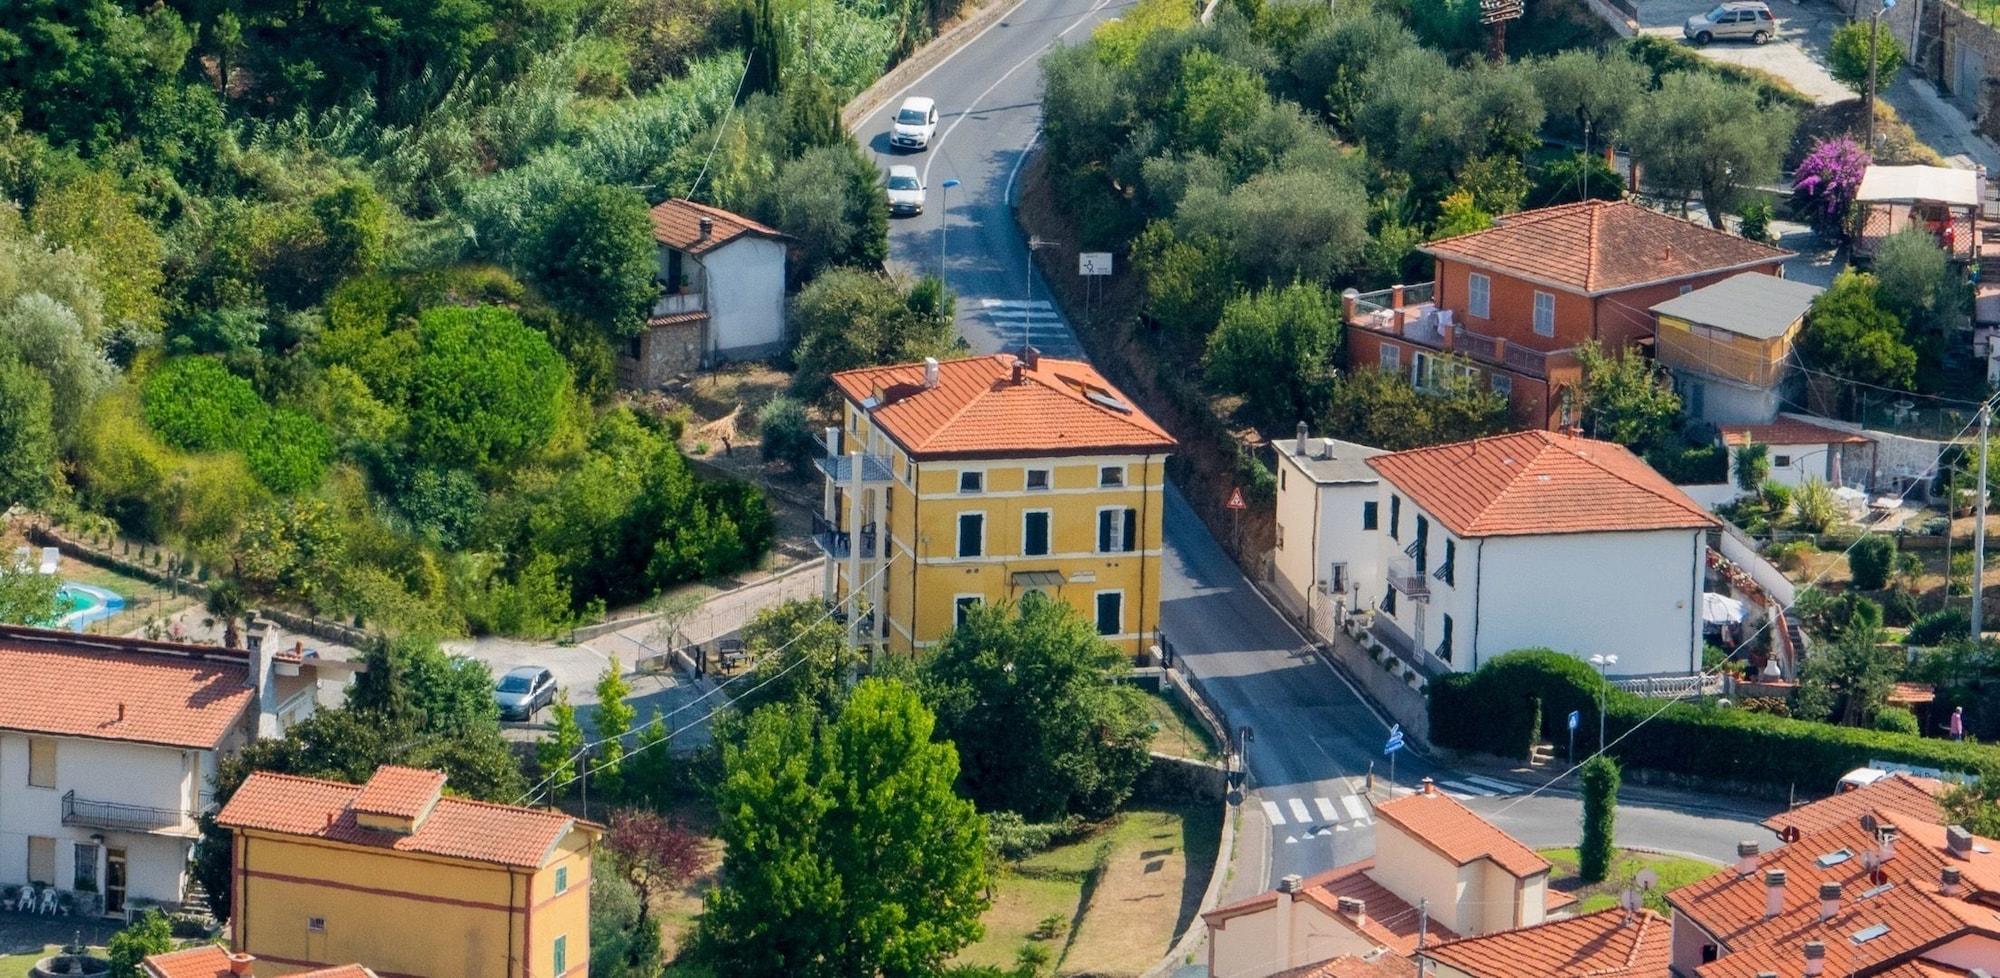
[1371,821,1469,935]
[1728,441,1838,490]
[1272,452,1320,621]
[1474,529,1706,677]
[1208,897,1374,978]
[0,733,208,909]
[703,236,788,359]
[1272,448,1380,638]
[1669,907,1719,976]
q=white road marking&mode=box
[981,299,1055,309]
[1438,781,1481,799]
[1314,797,1340,821]
[1284,834,1299,845]
[1288,798,1311,823]
[1460,774,1525,795]
[1261,800,1286,826]
[1334,823,1350,832]
[1339,795,1370,822]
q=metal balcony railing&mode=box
[1387,557,1429,600]
[814,451,896,484]
[62,790,191,833]
[812,514,879,559]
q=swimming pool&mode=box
[54,583,124,631]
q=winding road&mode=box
[847,0,1773,907]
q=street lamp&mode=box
[938,178,960,285]
[1588,653,1619,749]
[1865,0,1899,152]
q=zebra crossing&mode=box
[980,299,1082,358]
[1260,775,1528,845]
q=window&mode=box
[1491,373,1513,399]
[1023,511,1051,556]
[1279,469,1287,491]
[1026,468,1051,491]
[1412,515,1429,573]
[1363,501,1379,530]
[555,866,569,894]
[1098,508,1138,553]
[1389,496,1401,540]
[1381,583,1397,617]
[1330,563,1348,594]
[1095,592,1123,636]
[72,844,98,892]
[27,738,54,788]
[957,513,985,558]
[955,595,982,626]
[1411,351,1434,391]
[959,470,984,493]
[1379,345,1400,374]
[1468,273,1491,318]
[26,837,53,886]
[307,916,327,933]
[1438,539,1457,587]
[554,935,568,975]
[1532,291,1555,337]
[1099,465,1125,487]
[623,334,642,359]
[1438,614,1454,663]
[1774,454,1792,468]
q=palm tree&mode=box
[205,579,248,649]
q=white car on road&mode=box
[886,165,925,216]
[891,96,938,150]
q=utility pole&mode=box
[1866,0,1899,151]
[1975,404,1991,639]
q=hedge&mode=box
[1429,650,2000,791]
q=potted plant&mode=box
[2,884,18,911]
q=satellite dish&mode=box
[1619,888,1639,911]
[1636,868,1660,891]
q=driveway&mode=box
[1637,0,1855,104]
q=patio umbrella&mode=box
[1703,592,1748,626]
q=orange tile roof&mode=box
[349,765,445,818]
[1367,430,1717,538]
[1274,954,1418,978]
[1420,907,1672,978]
[1422,199,1793,295]
[1762,774,1944,839]
[1720,418,1871,448]
[1204,859,1460,956]
[1373,784,1549,877]
[832,354,1177,460]
[0,627,254,749]
[1873,961,1978,978]
[218,768,586,869]
[144,947,379,978]
[1693,883,1991,978]
[649,198,786,255]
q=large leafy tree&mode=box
[1321,366,1509,451]
[404,305,571,470]
[756,141,890,283]
[1828,20,1903,95]
[1796,623,1900,725]
[522,184,658,339]
[0,357,58,509]
[1204,282,1344,428]
[1797,270,1918,414]
[789,270,955,403]
[1575,341,1682,450]
[731,599,864,717]
[1625,71,1796,228]
[922,596,1152,821]
[0,0,203,155]
[1529,48,1647,142]
[692,679,989,978]
[0,564,63,626]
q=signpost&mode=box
[1078,252,1112,328]
[1226,487,1247,554]
[1226,487,1247,510]
[1568,710,1580,761]
[1384,724,1405,790]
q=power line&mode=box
[682,50,755,203]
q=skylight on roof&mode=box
[1085,390,1132,414]
[1849,924,1890,945]
[1858,882,1893,900]
[1817,849,1853,868]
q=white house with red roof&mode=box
[1327,430,1719,678]
[624,198,790,386]
[0,624,346,918]
[1721,416,1876,493]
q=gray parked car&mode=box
[1685,1,1776,44]
[495,665,557,721]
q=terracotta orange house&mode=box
[1343,200,1794,430]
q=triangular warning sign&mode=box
[1226,487,1247,510]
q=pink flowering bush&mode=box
[1791,136,1871,239]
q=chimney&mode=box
[115,702,124,723]
[1278,874,1302,893]
[1336,896,1367,925]
[1025,347,1040,371]
[1296,422,1310,456]
[1764,869,1786,918]
[698,216,713,239]
[1942,865,1963,897]
[1663,244,1674,263]
[1011,360,1024,385]
[1277,873,1301,968]
[1817,882,1842,922]
[1877,825,1898,862]
[1420,777,1437,796]
[249,619,278,739]
[923,356,940,389]
[1948,825,1975,859]
[824,425,841,456]
[1803,940,1826,977]
[228,953,256,977]
[1736,840,1760,876]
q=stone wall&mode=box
[1882,0,2000,139]
[619,318,704,389]
[1133,752,1229,802]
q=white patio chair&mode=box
[37,887,58,914]
[38,547,59,575]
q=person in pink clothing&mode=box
[1950,706,1965,741]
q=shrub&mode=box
[1792,478,1840,533]
[757,396,818,478]
[1874,706,1920,735]
[1643,441,1727,485]
[1849,534,1896,591]
[1881,587,1919,627]
[1579,754,1620,883]
[140,357,266,452]
[1738,198,1774,243]
[1909,608,1971,647]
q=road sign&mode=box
[1384,724,1405,755]
[1226,487,1247,510]
[1567,710,1580,732]
[1079,252,1114,276]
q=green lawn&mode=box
[0,949,43,978]
[1539,847,1720,914]
[1139,688,1220,762]
[56,558,199,637]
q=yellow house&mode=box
[1648,271,1823,426]
[819,352,1177,655]
[215,765,599,978]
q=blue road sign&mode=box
[1568,710,1581,732]
[1384,724,1405,755]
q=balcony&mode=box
[62,790,193,835]
[1345,283,1577,380]
[814,451,896,484]
[1387,557,1429,601]
[652,289,705,318]
[813,514,879,559]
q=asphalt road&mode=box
[853,0,1772,903]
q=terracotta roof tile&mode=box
[144,947,379,978]
[1720,418,1871,448]
[349,765,446,818]
[1367,430,1717,538]
[1420,907,1672,978]
[218,768,586,869]
[1872,961,1977,978]
[1372,785,1549,877]
[0,627,253,749]
[1761,774,1944,839]
[649,199,785,256]
[832,354,1176,460]
[1693,883,1987,978]
[1422,200,1793,295]
[1205,859,1459,957]
[1273,954,1418,978]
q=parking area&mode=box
[1635,0,1854,104]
